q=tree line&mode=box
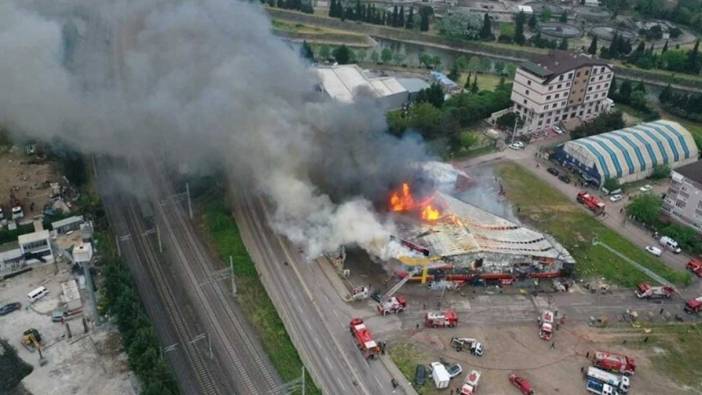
[387,78,512,152]
[593,34,701,76]
[100,254,179,395]
[328,0,432,32]
[264,0,314,14]
[607,77,659,120]
[602,0,702,35]
[659,84,702,123]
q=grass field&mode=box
[388,343,438,395]
[200,195,320,395]
[459,73,503,91]
[496,162,691,287]
[635,324,702,390]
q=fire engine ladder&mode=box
[382,266,421,302]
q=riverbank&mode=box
[267,8,702,94]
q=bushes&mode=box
[100,254,179,395]
[571,111,625,139]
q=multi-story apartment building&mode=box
[510,51,614,135]
[663,161,702,232]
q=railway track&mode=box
[144,160,279,394]
[124,198,220,395]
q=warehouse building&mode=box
[316,64,429,110]
[552,120,699,186]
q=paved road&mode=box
[233,189,415,395]
[453,141,696,286]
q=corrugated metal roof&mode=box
[316,65,408,103]
[563,120,699,182]
[416,192,573,261]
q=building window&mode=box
[525,90,530,95]
[588,87,592,91]
[524,99,527,104]
[557,84,562,89]
[540,114,544,118]
[599,75,603,80]
[546,95,551,100]
[579,111,584,116]
[546,118,551,123]
[570,113,576,118]
[544,104,549,109]
[587,109,591,114]
[528,80,532,85]
[585,70,589,75]
[576,72,581,77]
[562,114,568,120]
[549,85,553,91]
[559,75,564,81]
[538,121,543,126]
[676,200,686,208]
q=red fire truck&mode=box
[425,309,458,328]
[349,318,381,359]
[592,351,636,375]
[577,192,606,214]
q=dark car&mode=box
[547,167,559,176]
[0,302,21,316]
[559,175,571,184]
[414,364,427,386]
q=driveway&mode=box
[453,138,697,289]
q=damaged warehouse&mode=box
[390,190,575,284]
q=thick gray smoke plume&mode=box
[0,0,429,257]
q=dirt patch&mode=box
[0,148,58,221]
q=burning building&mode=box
[388,183,574,284]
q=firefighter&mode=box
[391,378,398,389]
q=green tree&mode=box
[453,131,479,154]
[370,50,380,63]
[332,45,353,64]
[571,111,625,138]
[448,64,459,82]
[455,55,469,71]
[494,61,505,75]
[650,164,671,179]
[406,7,415,29]
[603,177,621,192]
[686,39,701,74]
[399,6,405,26]
[319,45,331,60]
[514,11,526,45]
[618,79,632,102]
[480,13,493,40]
[559,10,568,23]
[559,38,568,50]
[588,36,598,55]
[470,74,479,93]
[300,40,314,61]
[626,194,662,226]
[419,6,432,32]
[659,83,673,102]
[381,48,393,63]
[541,7,552,22]
[496,112,524,130]
[408,102,444,139]
[415,83,445,108]
[528,13,538,29]
[0,339,33,392]
[418,53,433,68]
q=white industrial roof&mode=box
[51,215,84,230]
[316,64,407,103]
[517,5,533,13]
[72,243,93,264]
[413,192,573,262]
[18,230,50,245]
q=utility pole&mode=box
[156,224,163,253]
[186,182,193,220]
[230,256,237,296]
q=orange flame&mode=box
[388,182,442,222]
[421,205,440,221]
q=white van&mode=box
[27,286,48,303]
[659,236,682,254]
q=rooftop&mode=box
[675,160,702,185]
[316,64,408,104]
[51,215,84,229]
[521,51,610,81]
[18,230,50,245]
[407,192,574,262]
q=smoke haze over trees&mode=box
[0,0,431,258]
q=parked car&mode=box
[547,167,559,176]
[414,364,427,386]
[509,141,525,150]
[687,259,702,278]
[558,175,571,184]
[446,363,463,379]
[645,245,663,257]
[553,125,565,135]
[0,302,21,316]
[509,373,535,395]
[609,194,623,202]
[640,184,653,192]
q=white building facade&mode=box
[663,161,702,231]
[511,51,614,135]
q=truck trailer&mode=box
[425,309,458,328]
[592,351,636,375]
[431,361,450,389]
[586,366,630,392]
[586,378,618,395]
[349,318,381,359]
[634,283,674,299]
